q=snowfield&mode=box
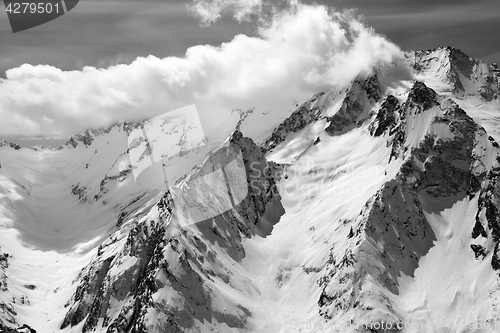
[0,46,500,333]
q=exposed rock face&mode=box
[3,46,500,333]
[64,122,139,149]
[317,81,498,328]
[261,73,382,156]
[60,131,283,332]
[0,251,15,330]
[369,95,401,137]
[229,130,284,230]
[65,129,100,148]
[0,323,36,333]
[0,252,9,293]
[0,141,36,151]
[472,156,500,269]
[94,168,132,202]
[408,46,500,101]
[324,74,381,135]
[70,183,88,203]
[262,92,326,153]
[404,81,439,113]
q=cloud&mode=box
[0,1,402,140]
[188,0,264,26]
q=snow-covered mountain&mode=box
[1,46,500,332]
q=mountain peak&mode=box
[3,45,500,332]
[407,46,500,101]
[405,81,440,112]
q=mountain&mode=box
[0,46,500,332]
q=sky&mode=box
[0,0,498,76]
[0,0,499,141]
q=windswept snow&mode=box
[0,126,162,331]
[397,197,499,333]
[0,46,499,332]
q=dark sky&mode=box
[0,0,499,77]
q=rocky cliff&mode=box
[60,131,283,332]
[1,46,500,333]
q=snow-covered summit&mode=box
[407,46,500,101]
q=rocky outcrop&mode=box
[318,81,493,328]
[0,323,36,333]
[404,81,439,113]
[64,124,123,148]
[60,131,283,332]
[262,73,382,155]
[229,130,284,231]
[369,95,402,137]
[65,130,96,148]
[261,92,326,154]
[70,183,88,203]
[471,154,500,270]
[0,252,9,293]
[0,141,37,151]
[93,168,132,202]
[0,251,15,330]
[408,46,500,101]
[61,193,179,332]
[4,47,500,333]
[324,74,381,135]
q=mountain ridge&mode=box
[1,45,500,332]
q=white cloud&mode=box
[188,0,264,26]
[0,2,402,140]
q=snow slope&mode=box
[0,46,499,333]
